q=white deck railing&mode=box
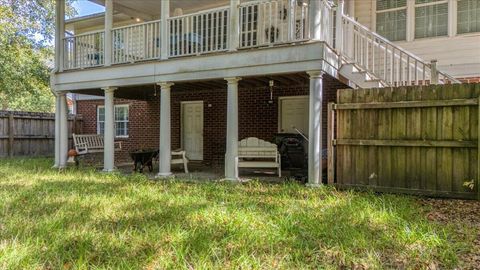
[63,31,104,70]
[62,1,315,70]
[239,0,310,48]
[168,7,230,57]
[61,0,459,86]
[112,20,161,64]
[340,15,460,86]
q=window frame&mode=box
[97,104,129,138]
[372,0,480,42]
[375,0,408,41]
[457,0,480,34]
[414,0,449,39]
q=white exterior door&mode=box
[182,101,204,160]
[279,96,309,135]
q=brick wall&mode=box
[76,75,349,166]
[76,98,160,162]
[458,77,480,84]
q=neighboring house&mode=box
[51,0,479,185]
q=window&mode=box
[376,0,407,41]
[97,105,129,137]
[458,0,480,34]
[114,105,129,137]
[415,0,448,38]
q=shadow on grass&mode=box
[0,159,467,269]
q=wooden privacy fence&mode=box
[328,83,479,200]
[0,111,83,158]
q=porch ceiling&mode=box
[173,73,309,91]
[89,0,230,18]
[72,73,309,101]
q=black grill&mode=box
[273,133,308,180]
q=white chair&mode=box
[171,149,189,173]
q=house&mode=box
[51,0,479,185]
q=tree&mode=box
[0,1,76,112]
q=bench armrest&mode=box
[172,149,184,155]
[171,150,187,160]
[75,142,89,154]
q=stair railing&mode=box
[335,5,460,86]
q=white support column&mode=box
[229,0,240,51]
[406,0,415,42]
[335,0,345,53]
[58,92,69,169]
[287,0,295,41]
[53,94,61,168]
[309,0,323,41]
[157,82,174,177]
[55,0,65,72]
[103,87,117,172]
[224,77,241,180]
[307,71,324,187]
[448,0,457,38]
[160,0,170,60]
[104,0,114,66]
[346,16,354,59]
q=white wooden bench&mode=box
[73,134,122,155]
[236,137,281,177]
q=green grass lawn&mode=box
[0,158,476,269]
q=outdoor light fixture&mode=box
[268,80,275,104]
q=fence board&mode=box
[333,83,479,199]
[0,111,82,158]
[377,88,393,188]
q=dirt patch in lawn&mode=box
[419,198,480,269]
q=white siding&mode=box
[395,34,480,77]
[355,0,374,29]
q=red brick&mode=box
[76,74,349,166]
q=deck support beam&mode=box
[157,82,174,177]
[58,92,69,169]
[307,71,325,186]
[103,87,117,172]
[53,95,61,168]
[225,77,241,180]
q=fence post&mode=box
[71,115,77,149]
[8,113,14,157]
[430,59,439,84]
[477,97,480,200]
[72,115,77,133]
[327,102,335,185]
